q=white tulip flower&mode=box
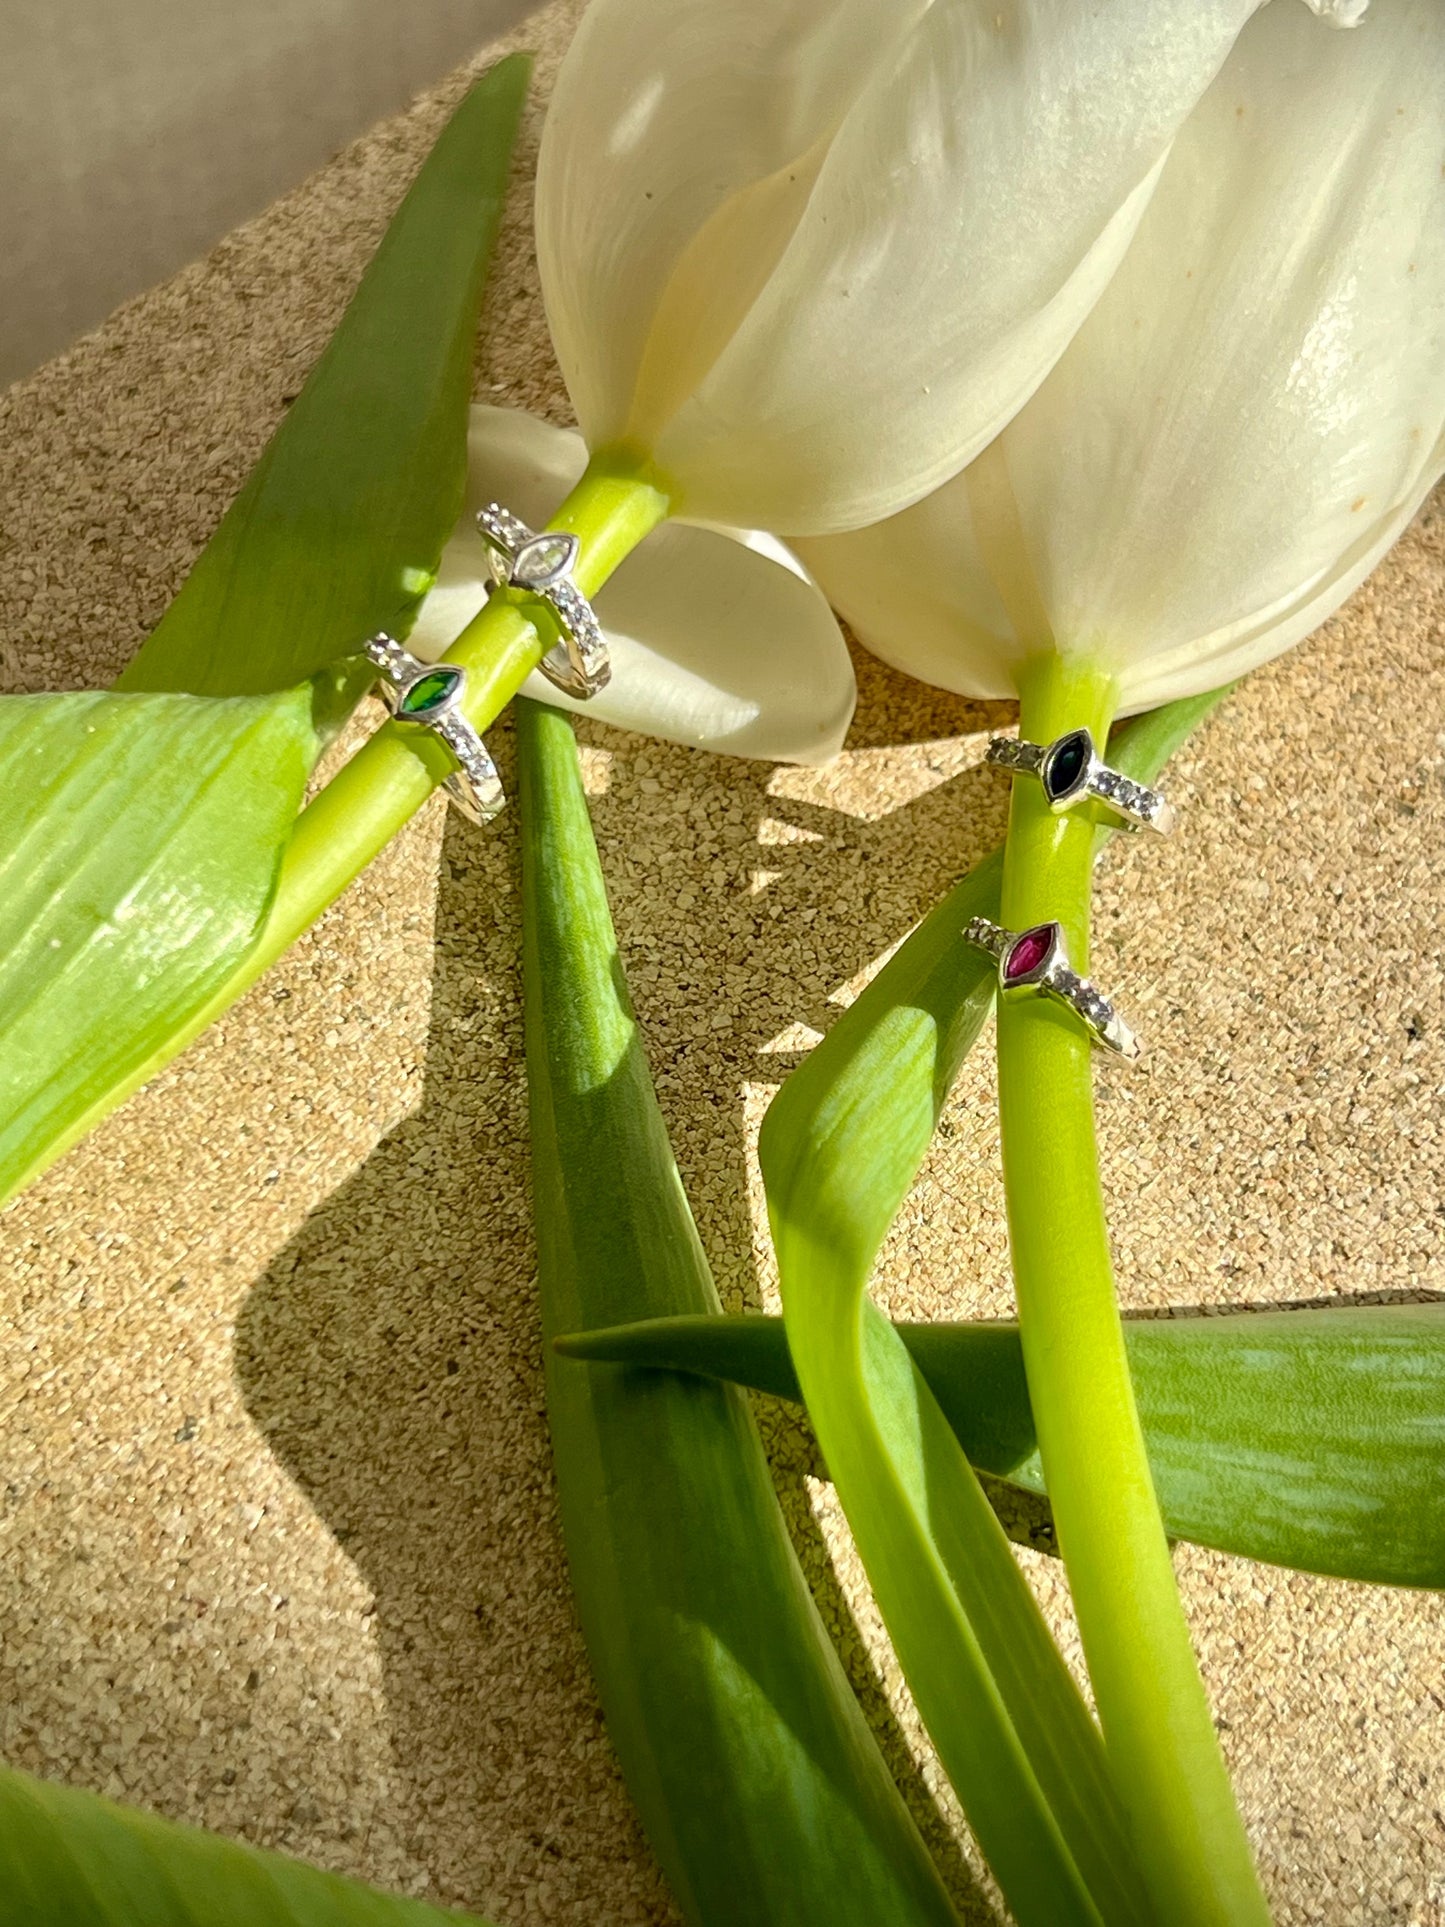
[796,0,1444,715]
[409,407,858,764]
[535,0,1285,538]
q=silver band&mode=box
[476,503,610,701]
[363,634,505,826]
[987,728,1174,835]
[964,915,1141,1060]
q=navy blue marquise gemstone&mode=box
[1044,728,1092,802]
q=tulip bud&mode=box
[797,0,1444,713]
[536,0,1281,537]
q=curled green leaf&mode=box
[754,692,1231,1925]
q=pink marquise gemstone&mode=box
[1003,924,1055,985]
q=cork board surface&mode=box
[1,5,1443,1924]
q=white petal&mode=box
[796,477,1020,705]
[409,407,856,763]
[1010,0,1445,703]
[1117,433,1445,712]
[1299,0,1370,24]
[651,0,1268,533]
[802,0,1445,709]
[536,0,928,451]
[540,0,1266,534]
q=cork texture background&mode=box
[1,4,1442,1923]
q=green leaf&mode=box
[516,700,961,1927]
[752,694,1232,1927]
[557,1302,1445,1590]
[766,1085,1147,1927]
[0,1764,495,1926]
[0,63,533,1205]
[0,687,318,1201]
[118,54,531,698]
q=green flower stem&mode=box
[35,458,669,1179]
[266,450,670,960]
[997,655,1270,1926]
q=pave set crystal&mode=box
[476,503,611,702]
[357,499,613,827]
[964,915,1142,1061]
[1087,763,1170,831]
[974,725,1180,1055]
[986,727,1174,834]
[363,634,506,827]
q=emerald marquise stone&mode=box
[399,668,462,717]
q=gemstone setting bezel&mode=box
[1040,727,1097,812]
[396,665,465,720]
[1001,921,1065,991]
[962,913,1141,1059]
[511,530,581,591]
[362,633,505,826]
[474,503,610,701]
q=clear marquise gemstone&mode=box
[512,532,581,589]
